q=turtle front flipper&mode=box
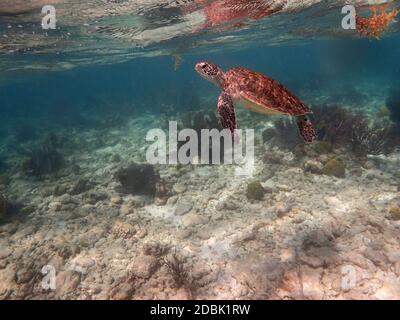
[218,91,237,137]
[296,115,316,143]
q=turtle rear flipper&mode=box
[296,115,316,143]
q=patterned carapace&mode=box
[223,67,312,116]
[195,62,316,143]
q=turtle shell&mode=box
[224,67,311,116]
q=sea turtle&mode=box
[195,61,316,143]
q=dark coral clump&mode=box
[312,105,354,145]
[246,181,265,201]
[21,145,64,176]
[164,253,192,289]
[20,133,67,177]
[312,105,399,156]
[350,118,399,156]
[265,105,399,156]
[115,163,160,195]
[163,252,195,298]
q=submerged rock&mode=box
[70,179,93,195]
[16,268,35,284]
[303,160,323,174]
[389,206,400,221]
[111,221,136,239]
[182,213,209,227]
[115,163,160,196]
[175,200,193,216]
[246,181,264,201]
[53,184,69,197]
[128,254,159,279]
[312,141,334,155]
[322,158,346,178]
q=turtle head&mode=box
[195,62,225,88]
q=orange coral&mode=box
[356,6,398,39]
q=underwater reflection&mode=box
[181,0,284,30]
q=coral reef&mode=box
[1,110,400,300]
[322,158,346,178]
[246,181,264,200]
[312,105,399,156]
[357,6,398,38]
[312,105,353,145]
[115,163,160,195]
[351,119,399,156]
[264,105,399,157]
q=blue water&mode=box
[1,38,399,122]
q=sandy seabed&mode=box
[0,111,400,300]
